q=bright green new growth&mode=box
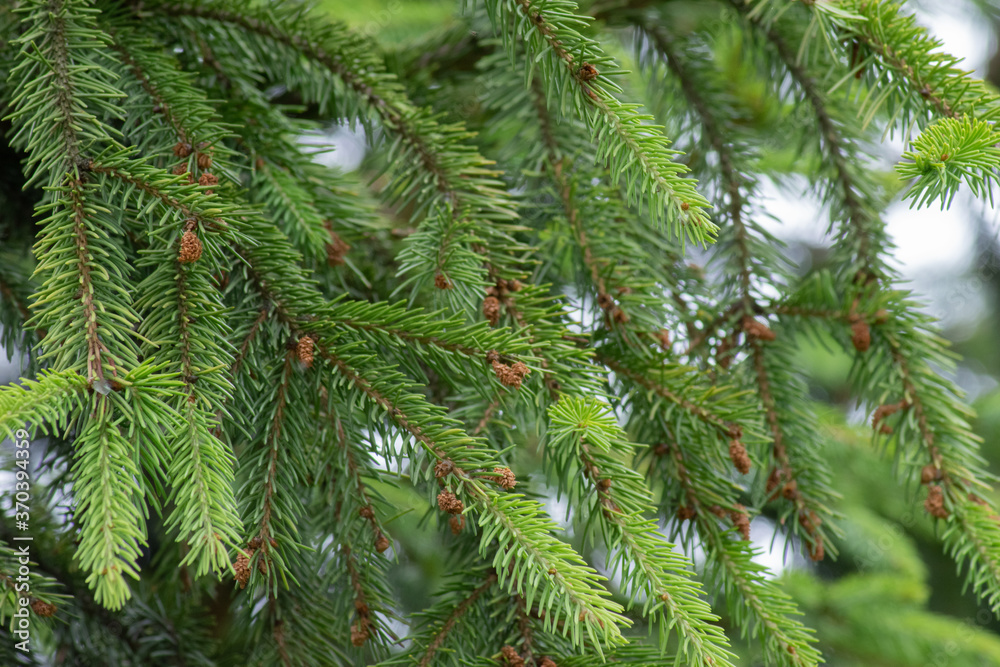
[1,0,1000,665]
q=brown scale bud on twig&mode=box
[296,336,315,367]
[596,292,614,311]
[198,172,218,187]
[539,658,557,667]
[782,479,799,500]
[434,459,455,478]
[351,620,369,647]
[483,295,501,326]
[375,534,390,553]
[578,63,599,81]
[742,316,776,341]
[492,359,530,389]
[808,539,825,562]
[326,232,350,266]
[358,506,374,520]
[178,230,203,263]
[196,151,213,170]
[173,141,192,158]
[728,440,751,474]
[851,320,871,352]
[437,490,464,514]
[234,549,252,589]
[676,505,696,521]
[434,272,452,290]
[729,505,751,541]
[449,514,465,534]
[172,163,188,176]
[30,599,57,617]
[925,485,949,519]
[872,400,907,434]
[765,468,783,494]
[501,645,525,667]
[655,328,671,351]
[921,464,943,484]
[493,466,516,490]
[611,307,629,324]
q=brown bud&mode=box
[326,232,350,266]
[359,506,374,520]
[656,328,671,351]
[742,316,776,341]
[676,505,696,521]
[350,621,369,647]
[501,645,525,667]
[173,141,192,158]
[782,480,799,500]
[728,440,751,474]
[729,505,751,541]
[493,466,517,490]
[808,539,825,562]
[449,514,465,535]
[234,550,252,589]
[30,599,57,617]
[437,490,464,514]
[296,336,315,368]
[851,320,871,352]
[925,485,949,519]
[483,295,501,326]
[434,272,452,290]
[539,658,558,667]
[196,151,213,170]
[578,63,599,81]
[375,534,390,553]
[172,163,188,175]
[680,201,690,211]
[434,459,455,478]
[178,230,203,263]
[354,599,370,615]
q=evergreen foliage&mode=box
[1,0,1000,665]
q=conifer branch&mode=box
[653,439,822,666]
[644,22,838,560]
[548,397,737,666]
[479,0,716,243]
[419,573,498,667]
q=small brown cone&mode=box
[729,505,751,541]
[30,599,57,617]
[728,440,751,474]
[925,485,949,519]
[501,645,525,667]
[375,534,390,553]
[198,172,218,187]
[434,273,452,290]
[350,621,369,647]
[296,336,315,368]
[326,232,351,266]
[437,490,464,514]
[173,141,192,158]
[449,514,465,535]
[483,296,501,326]
[742,316,777,341]
[197,151,213,170]
[921,465,942,485]
[851,320,871,352]
[493,466,516,490]
[179,230,203,263]
[234,550,252,589]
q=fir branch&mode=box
[315,343,628,650]
[478,0,716,243]
[548,397,737,666]
[0,370,88,440]
[419,573,498,667]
